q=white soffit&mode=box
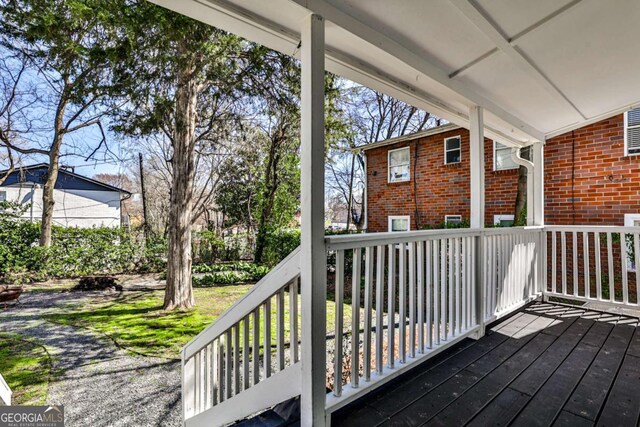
[150,0,640,145]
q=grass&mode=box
[0,332,53,405]
[45,286,352,359]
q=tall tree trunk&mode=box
[513,165,527,226]
[254,136,281,264]
[40,96,67,247]
[164,47,199,311]
[39,142,61,246]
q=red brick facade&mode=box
[544,114,640,225]
[365,127,519,232]
[365,114,640,232]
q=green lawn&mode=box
[0,332,53,405]
[45,286,352,359]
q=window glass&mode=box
[389,216,409,232]
[444,137,461,164]
[494,142,518,170]
[389,147,410,182]
[445,215,462,226]
[0,191,5,202]
[494,214,515,227]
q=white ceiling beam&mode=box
[150,0,530,145]
[450,0,585,80]
[289,0,545,142]
[449,0,586,120]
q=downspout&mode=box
[510,146,534,226]
[363,150,368,231]
[120,192,132,228]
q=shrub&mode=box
[192,269,269,287]
[0,213,165,283]
[261,229,301,267]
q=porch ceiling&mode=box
[151,0,640,146]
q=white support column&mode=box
[300,13,327,427]
[531,142,545,226]
[469,106,485,229]
[469,106,485,340]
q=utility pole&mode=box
[138,153,150,240]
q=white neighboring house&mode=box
[0,164,131,228]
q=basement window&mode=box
[388,215,410,232]
[0,191,5,202]
[494,214,515,227]
[494,142,518,170]
[444,136,461,164]
[445,215,462,226]
[388,147,410,183]
[625,108,640,156]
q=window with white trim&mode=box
[494,214,514,227]
[388,147,410,182]
[444,215,462,226]
[388,215,410,232]
[444,136,461,164]
[625,108,640,156]
[494,142,518,171]
[624,214,640,271]
[0,191,5,202]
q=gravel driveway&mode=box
[0,291,182,427]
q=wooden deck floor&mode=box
[332,302,640,427]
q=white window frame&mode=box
[388,215,410,232]
[387,147,410,183]
[444,215,462,226]
[443,136,461,165]
[493,141,519,171]
[624,214,640,271]
[494,214,515,227]
[624,109,640,156]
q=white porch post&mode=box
[531,141,546,296]
[469,106,485,338]
[300,13,327,427]
[469,106,485,228]
[532,142,545,226]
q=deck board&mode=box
[332,302,640,427]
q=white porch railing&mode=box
[182,247,301,427]
[0,373,11,406]
[545,225,640,308]
[182,226,549,426]
[324,226,543,413]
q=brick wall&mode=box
[365,128,520,232]
[544,114,640,225]
[366,114,640,232]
